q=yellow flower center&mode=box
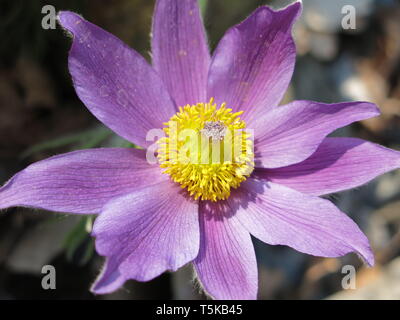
[157,98,254,201]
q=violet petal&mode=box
[207,2,301,123]
[92,181,199,283]
[0,148,166,214]
[255,137,400,196]
[58,11,176,148]
[253,100,379,168]
[233,179,374,266]
[194,201,258,300]
[152,0,210,106]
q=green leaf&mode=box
[63,216,94,266]
[20,126,112,158]
[199,0,208,18]
[76,127,113,149]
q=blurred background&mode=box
[0,0,400,300]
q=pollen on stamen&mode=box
[156,98,254,202]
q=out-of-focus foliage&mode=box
[21,127,112,159]
[63,216,94,266]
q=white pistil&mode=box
[201,121,227,141]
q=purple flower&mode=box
[1,0,400,299]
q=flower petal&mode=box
[193,201,258,300]
[92,181,199,283]
[152,0,210,106]
[0,148,166,214]
[207,2,301,123]
[253,100,380,168]
[255,138,400,196]
[91,258,126,295]
[58,11,176,148]
[233,179,374,266]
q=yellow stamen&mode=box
[157,98,254,201]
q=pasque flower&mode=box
[1,0,400,299]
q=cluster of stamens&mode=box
[156,98,254,201]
